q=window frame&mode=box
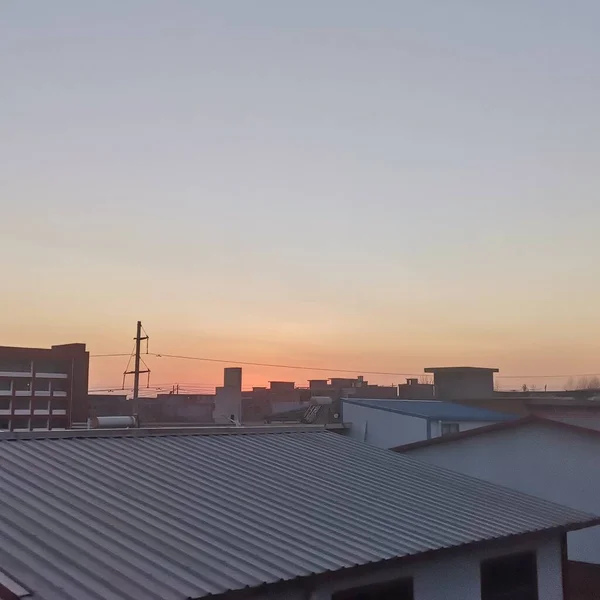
[441,422,460,436]
[480,550,539,600]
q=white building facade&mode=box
[303,533,565,600]
[397,418,600,565]
[342,398,515,448]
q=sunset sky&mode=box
[2,1,599,392]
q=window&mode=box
[35,359,68,375]
[10,415,30,430]
[31,416,50,430]
[333,578,413,600]
[49,397,68,412]
[34,379,51,393]
[0,359,31,373]
[51,379,68,393]
[32,398,49,411]
[441,422,460,436]
[14,380,32,393]
[12,398,30,411]
[481,551,538,600]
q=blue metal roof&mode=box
[343,399,516,422]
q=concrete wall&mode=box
[271,401,310,415]
[342,402,427,448]
[402,423,600,564]
[302,534,563,600]
[398,382,435,400]
[433,370,494,400]
[223,367,242,390]
[214,387,242,424]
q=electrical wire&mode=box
[498,374,599,381]
[148,352,422,377]
[89,350,600,380]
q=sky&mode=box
[1,1,599,392]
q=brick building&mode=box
[0,343,89,431]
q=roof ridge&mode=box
[0,424,338,442]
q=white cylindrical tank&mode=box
[87,416,139,429]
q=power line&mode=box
[148,353,600,380]
[90,349,600,380]
[496,373,600,379]
[149,353,421,377]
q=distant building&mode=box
[265,396,337,425]
[246,376,398,424]
[306,376,398,422]
[153,393,214,423]
[244,381,306,422]
[424,366,499,399]
[223,367,242,390]
[341,398,515,448]
[309,376,398,399]
[0,343,89,431]
[268,381,296,392]
[215,368,243,424]
[89,392,215,424]
[88,394,130,417]
[397,378,435,399]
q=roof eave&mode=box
[194,517,600,600]
[391,415,600,452]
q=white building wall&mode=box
[403,423,600,564]
[214,387,242,424]
[342,402,427,448]
[304,533,563,600]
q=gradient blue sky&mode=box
[2,1,599,390]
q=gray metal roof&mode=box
[0,429,597,600]
[343,398,516,421]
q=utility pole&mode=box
[123,321,150,415]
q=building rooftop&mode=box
[0,426,596,600]
[424,366,499,373]
[343,398,516,422]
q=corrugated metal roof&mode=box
[343,398,516,421]
[0,429,596,600]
